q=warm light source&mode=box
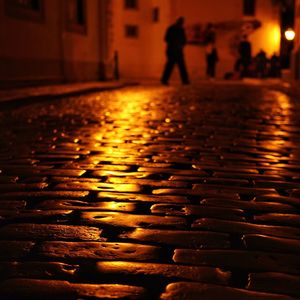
[284,28,295,41]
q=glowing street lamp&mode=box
[284,28,295,41]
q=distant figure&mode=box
[238,35,252,77]
[206,44,219,79]
[269,53,281,78]
[161,17,190,85]
[255,49,267,78]
[203,23,216,45]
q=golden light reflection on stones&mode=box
[258,90,294,181]
[2,83,300,298]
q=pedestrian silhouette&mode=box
[161,17,190,85]
[269,53,281,78]
[238,35,252,78]
[205,43,219,79]
[255,49,267,78]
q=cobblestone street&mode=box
[0,81,300,299]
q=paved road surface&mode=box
[0,82,299,299]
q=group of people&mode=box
[235,37,281,79]
[161,17,281,85]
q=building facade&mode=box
[111,0,281,80]
[0,0,109,87]
[109,0,171,80]
[292,0,300,79]
[0,0,282,86]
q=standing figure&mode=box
[161,17,190,85]
[238,35,252,77]
[269,53,281,78]
[255,49,267,78]
[206,44,219,79]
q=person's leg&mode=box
[161,57,175,84]
[240,60,247,78]
[243,59,251,77]
[211,63,216,78]
[207,61,213,78]
[178,55,190,84]
[206,59,210,78]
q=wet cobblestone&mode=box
[0,82,300,299]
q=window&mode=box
[153,7,159,22]
[16,0,41,10]
[124,0,138,10]
[9,0,41,11]
[4,0,44,22]
[243,0,256,16]
[125,25,139,38]
[65,0,87,34]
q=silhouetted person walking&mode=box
[238,35,252,78]
[161,17,190,85]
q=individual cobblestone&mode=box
[0,182,48,191]
[150,203,245,221]
[255,194,300,207]
[0,200,26,209]
[120,228,231,248]
[243,234,300,254]
[39,241,163,261]
[35,199,138,212]
[0,279,146,299]
[193,184,277,197]
[192,218,300,239]
[161,282,297,300]
[80,211,187,229]
[0,262,79,280]
[95,261,231,284]
[253,213,300,226]
[200,198,298,213]
[97,192,189,203]
[247,272,300,298]
[0,224,103,241]
[173,249,300,275]
[0,210,73,223]
[0,191,89,200]
[0,241,35,259]
[1,82,300,298]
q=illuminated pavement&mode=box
[0,82,300,299]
